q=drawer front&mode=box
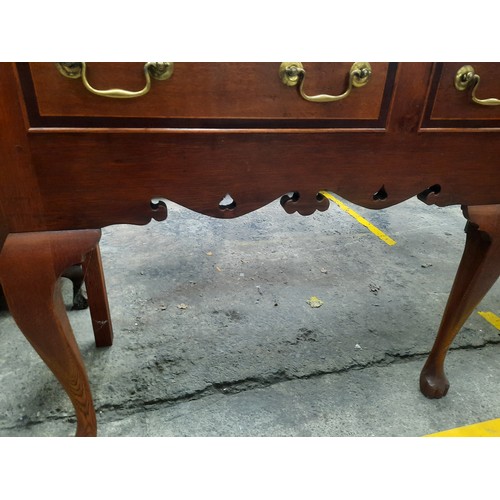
[422,62,500,129]
[19,62,396,129]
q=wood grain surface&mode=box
[1,61,499,436]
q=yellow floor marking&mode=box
[425,418,500,437]
[478,311,500,331]
[319,191,397,246]
[316,193,495,437]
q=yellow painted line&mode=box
[425,418,500,437]
[478,311,500,331]
[319,191,397,246]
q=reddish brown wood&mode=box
[387,62,433,134]
[0,64,45,233]
[1,62,500,436]
[26,63,390,122]
[82,245,113,347]
[420,205,500,398]
[0,231,6,254]
[16,131,499,230]
[0,230,102,436]
[0,203,7,253]
[430,63,500,121]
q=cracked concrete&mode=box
[0,195,499,436]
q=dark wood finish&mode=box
[0,64,46,235]
[422,62,500,129]
[21,130,500,231]
[0,203,7,253]
[25,63,391,127]
[420,205,500,398]
[1,62,499,436]
[0,230,102,436]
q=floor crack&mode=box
[2,338,499,432]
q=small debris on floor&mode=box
[369,283,380,295]
[421,263,433,268]
[177,303,188,309]
[320,268,328,274]
[355,344,362,350]
[307,296,324,308]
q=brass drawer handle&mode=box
[55,62,174,98]
[454,65,500,106]
[279,62,372,103]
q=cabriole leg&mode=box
[420,205,500,398]
[0,230,102,436]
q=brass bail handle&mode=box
[279,62,372,102]
[56,62,174,98]
[454,65,500,106]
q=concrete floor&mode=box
[0,195,499,437]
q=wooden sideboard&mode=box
[0,62,499,436]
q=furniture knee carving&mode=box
[0,230,109,436]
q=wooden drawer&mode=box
[19,62,396,129]
[422,62,500,129]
